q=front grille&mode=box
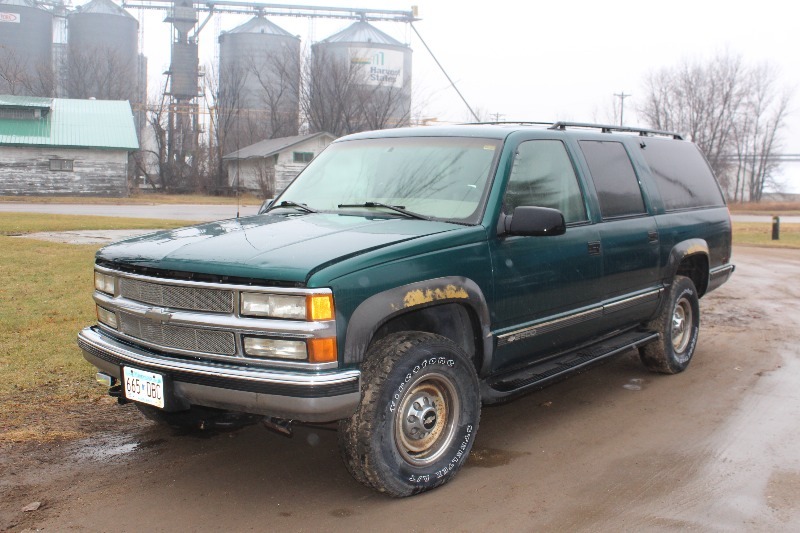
[119,277,233,313]
[118,312,237,356]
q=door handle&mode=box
[648,231,659,244]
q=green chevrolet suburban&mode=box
[78,122,734,497]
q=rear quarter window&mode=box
[639,139,725,211]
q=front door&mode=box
[490,139,603,372]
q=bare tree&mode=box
[205,61,248,191]
[248,46,301,139]
[0,46,52,96]
[640,52,792,201]
[68,46,137,101]
[730,64,791,202]
[301,47,411,137]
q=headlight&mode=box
[243,337,307,360]
[240,293,334,321]
[240,293,306,319]
[96,305,118,329]
[94,271,116,295]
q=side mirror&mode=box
[257,198,275,215]
[503,206,566,236]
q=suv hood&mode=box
[96,213,462,283]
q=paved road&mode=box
[1,202,798,224]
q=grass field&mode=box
[0,215,188,443]
[0,212,797,444]
[732,221,800,248]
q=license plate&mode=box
[123,367,165,409]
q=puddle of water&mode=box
[623,378,645,391]
[74,434,142,461]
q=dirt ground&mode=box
[1,246,799,532]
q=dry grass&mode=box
[728,201,800,216]
[732,222,800,249]
[0,192,263,206]
[0,212,194,235]
[0,214,185,444]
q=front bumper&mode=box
[78,327,361,422]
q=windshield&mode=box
[275,136,502,224]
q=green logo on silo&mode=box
[371,52,385,66]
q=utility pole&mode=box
[614,91,631,126]
[490,112,504,123]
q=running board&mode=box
[482,330,659,402]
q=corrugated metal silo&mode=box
[312,18,412,134]
[0,0,53,96]
[218,16,301,153]
[67,0,139,102]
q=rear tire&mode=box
[639,275,700,374]
[339,332,481,497]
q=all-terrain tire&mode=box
[338,332,481,497]
[639,275,700,374]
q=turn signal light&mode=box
[307,294,334,321]
[308,337,337,363]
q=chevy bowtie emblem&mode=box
[144,308,172,323]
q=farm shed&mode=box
[0,95,139,197]
[223,132,335,197]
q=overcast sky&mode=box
[125,0,799,192]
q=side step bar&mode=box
[482,329,659,403]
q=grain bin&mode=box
[67,0,139,101]
[218,16,301,152]
[312,18,411,134]
[0,0,53,96]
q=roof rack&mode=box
[549,121,683,140]
[463,121,556,127]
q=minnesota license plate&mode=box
[123,367,165,409]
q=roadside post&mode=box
[772,216,780,240]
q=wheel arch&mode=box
[343,277,493,375]
[667,239,710,296]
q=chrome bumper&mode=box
[78,327,361,422]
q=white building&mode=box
[223,132,335,197]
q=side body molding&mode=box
[343,277,493,372]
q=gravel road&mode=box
[1,246,799,531]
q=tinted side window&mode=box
[503,140,587,223]
[640,139,725,210]
[579,141,646,218]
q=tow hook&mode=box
[107,384,128,404]
[263,417,293,437]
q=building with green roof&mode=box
[0,95,139,196]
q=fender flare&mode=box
[666,239,710,292]
[343,277,493,374]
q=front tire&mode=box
[339,332,481,497]
[640,275,700,374]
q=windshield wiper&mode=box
[337,202,431,221]
[265,200,318,214]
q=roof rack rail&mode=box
[463,121,555,127]
[548,121,683,140]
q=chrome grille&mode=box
[119,277,233,313]
[118,312,237,356]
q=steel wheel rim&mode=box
[671,297,693,353]
[394,372,460,467]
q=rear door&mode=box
[577,140,661,326]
